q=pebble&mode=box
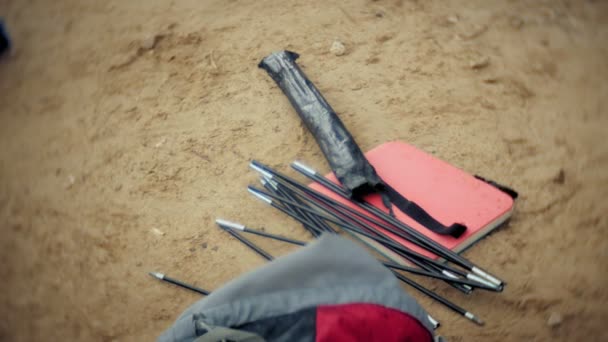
[65,174,76,189]
[155,137,167,148]
[446,15,459,24]
[547,312,562,327]
[470,56,490,69]
[140,34,161,50]
[350,82,365,91]
[330,40,347,56]
[151,228,165,236]
[458,24,488,40]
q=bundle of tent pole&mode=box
[150,159,507,327]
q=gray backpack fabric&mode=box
[158,234,435,342]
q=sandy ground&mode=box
[1,0,607,341]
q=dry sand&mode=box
[1,0,607,341]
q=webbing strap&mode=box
[194,326,266,342]
[380,183,467,238]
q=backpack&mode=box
[159,235,435,342]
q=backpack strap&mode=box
[194,321,266,342]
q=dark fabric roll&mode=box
[259,51,382,198]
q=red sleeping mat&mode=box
[309,141,515,259]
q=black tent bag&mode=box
[259,51,381,198]
[259,51,468,238]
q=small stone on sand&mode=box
[66,174,76,189]
[470,56,490,69]
[547,312,562,327]
[330,40,347,56]
[151,228,165,236]
[458,24,488,40]
[155,137,167,148]
[140,34,161,50]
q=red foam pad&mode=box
[309,141,514,258]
